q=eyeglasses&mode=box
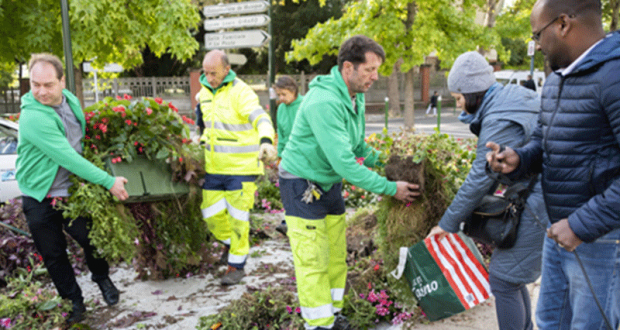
[531,16,560,42]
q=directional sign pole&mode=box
[268,2,276,126]
[60,0,75,94]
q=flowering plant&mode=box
[57,95,208,275]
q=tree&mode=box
[0,0,200,86]
[288,0,502,128]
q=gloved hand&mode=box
[258,143,278,164]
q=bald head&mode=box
[202,50,231,88]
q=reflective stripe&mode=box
[228,252,247,264]
[221,238,231,245]
[301,304,333,321]
[226,202,249,222]
[206,144,259,153]
[249,108,267,122]
[232,79,239,87]
[205,120,253,132]
[331,288,344,302]
[256,117,271,127]
[332,306,342,314]
[201,199,227,218]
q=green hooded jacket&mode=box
[16,90,115,202]
[280,66,397,195]
[276,94,303,157]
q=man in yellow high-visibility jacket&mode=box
[198,50,277,285]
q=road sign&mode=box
[228,54,248,66]
[527,40,536,56]
[204,14,270,31]
[83,62,123,73]
[203,0,268,17]
[204,30,270,49]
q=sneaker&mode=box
[275,222,288,236]
[333,314,353,330]
[66,300,86,324]
[220,265,245,285]
[96,277,120,306]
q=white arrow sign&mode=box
[204,30,271,49]
[203,0,268,17]
[228,54,248,66]
[204,14,270,31]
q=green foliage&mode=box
[287,0,501,74]
[196,285,305,330]
[374,131,475,271]
[56,96,208,278]
[254,165,283,213]
[0,263,71,330]
[0,0,200,69]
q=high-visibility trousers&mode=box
[279,177,347,329]
[201,174,257,269]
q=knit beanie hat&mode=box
[447,51,496,94]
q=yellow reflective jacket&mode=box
[198,70,274,175]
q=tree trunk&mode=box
[74,64,84,108]
[484,0,499,28]
[388,60,402,116]
[611,0,620,32]
[403,68,415,129]
[403,1,417,129]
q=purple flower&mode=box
[376,306,389,316]
[286,306,293,314]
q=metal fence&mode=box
[0,89,21,114]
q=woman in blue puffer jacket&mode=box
[427,51,548,330]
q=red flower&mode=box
[134,141,139,146]
[116,95,122,100]
[123,94,132,100]
[95,135,101,140]
[154,97,163,104]
[100,124,108,133]
[373,264,380,271]
[169,103,178,113]
[179,157,183,162]
[146,107,153,115]
[125,120,132,125]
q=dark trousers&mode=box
[489,272,533,330]
[22,196,109,303]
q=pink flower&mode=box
[286,306,293,314]
[123,94,132,100]
[295,307,301,314]
[125,120,132,125]
[116,95,122,100]
[1,318,11,327]
[154,97,163,104]
[100,124,108,133]
[134,141,139,146]
[169,103,178,113]
[146,107,153,115]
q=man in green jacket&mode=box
[279,35,420,330]
[16,53,129,324]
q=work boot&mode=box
[217,246,229,265]
[220,265,245,285]
[96,277,120,306]
[66,300,86,324]
[333,314,353,330]
[275,221,288,236]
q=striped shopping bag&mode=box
[400,233,491,321]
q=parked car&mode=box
[0,118,20,202]
[494,70,546,94]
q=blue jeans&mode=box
[489,273,533,330]
[536,230,620,330]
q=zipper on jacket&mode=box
[543,76,566,152]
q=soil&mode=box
[384,155,425,191]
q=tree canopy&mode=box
[0,0,200,70]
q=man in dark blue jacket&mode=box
[486,0,620,329]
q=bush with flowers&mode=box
[56,95,212,279]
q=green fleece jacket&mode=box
[280,66,397,195]
[276,94,303,157]
[16,90,115,202]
